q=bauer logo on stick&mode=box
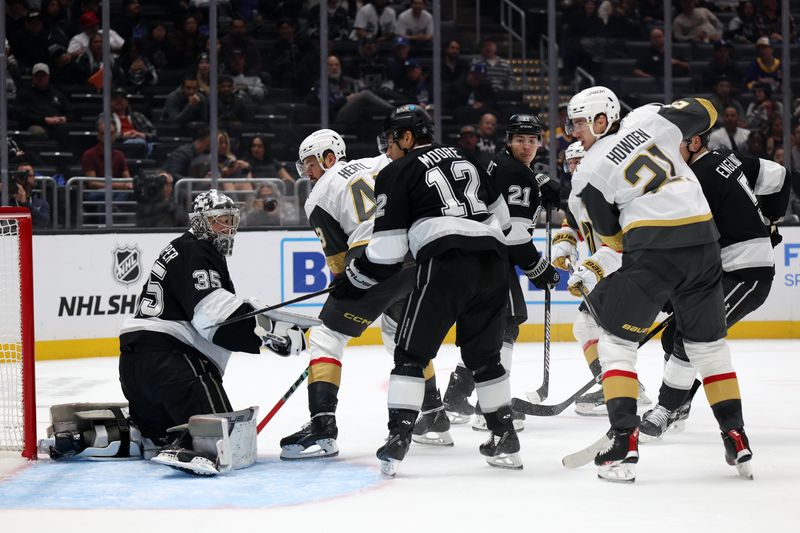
[112,245,142,286]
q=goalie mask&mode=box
[296,129,346,180]
[190,189,240,256]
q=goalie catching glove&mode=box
[567,246,621,297]
[522,256,560,290]
[551,225,578,271]
[255,315,307,356]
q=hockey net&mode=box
[0,208,37,459]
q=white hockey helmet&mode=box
[296,129,346,177]
[190,189,240,256]
[566,86,621,140]
[563,141,586,173]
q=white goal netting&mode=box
[0,217,25,451]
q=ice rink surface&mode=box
[2,339,799,532]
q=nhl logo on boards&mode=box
[112,245,142,286]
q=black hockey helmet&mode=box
[383,104,434,143]
[506,113,542,143]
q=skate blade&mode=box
[669,419,687,433]
[380,458,401,477]
[735,460,754,480]
[446,411,472,424]
[151,455,219,476]
[280,439,339,460]
[637,431,662,444]
[574,404,608,417]
[485,452,523,470]
[412,431,454,447]
[597,463,636,483]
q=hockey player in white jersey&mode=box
[280,129,451,460]
[566,87,752,482]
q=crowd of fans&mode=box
[2,0,799,227]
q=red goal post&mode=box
[0,207,37,459]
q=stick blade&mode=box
[262,309,322,329]
[562,434,611,469]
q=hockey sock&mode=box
[703,373,744,431]
[388,362,425,431]
[308,356,342,416]
[583,339,602,378]
[659,353,697,410]
[603,369,640,430]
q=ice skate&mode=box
[376,431,412,477]
[412,406,454,446]
[151,447,219,476]
[639,404,672,443]
[479,430,523,470]
[722,428,754,480]
[594,427,639,483]
[443,368,475,424]
[279,414,339,460]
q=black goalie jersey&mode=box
[361,144,511,278]
[119,232,261,373]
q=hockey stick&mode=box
[256,367,310,434]
[512,316,672,417]
[207,286,334,330]
[525,205,552,404]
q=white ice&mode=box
[2,339,799,532]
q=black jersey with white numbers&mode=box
[120,232,261,373]
[487,148,542,269]
[690,149,786,280]
[362,144,510,278]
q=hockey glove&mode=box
[256,315,307,357]
[567,246,621,297]
[332,258,378,299]
[551,226,578,271]
[523,256,560,290]
[770,225,783,248]
[535,173,561,210]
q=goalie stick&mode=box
[257,367,310,434]
[207,286,334,329]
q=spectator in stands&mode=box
[102,87,156,155]
[633,27,691,78]
[227,49,268,103]
[605,0,644,40]
[396,0,433,46]
[442,39,468,88]
[745,130,768,158]
[563,0,605,38]
[241,183,281,227]
[81,119,132,198]
[476,112,500,156]
[48,44,82,88]
[709,75,744,123]
[447,62,495,112]
[113,44,159,93]
[9,162,50,228]
[673,0,723,42]
[3,39,19,102]
[398,59,431,108]
[142,22,170,71]
[472,39,513,92]
[744,36,782,91]
[134,170,189,228]
[457,124,492,170]
[217,75,248,132]
[269,18,314,93]
[5,0,29,36]
[348,37,389,90]
[241,134,295,187]
[386,36,412,89]
[765,115,784,156]
[68,11,124,57]
[307,0,353,41]
[353,0,396,42]
[43,0,71,50]
[755,0,796,43]
[162,74,209,128]
[195,52,212,95]
[727,0,759,43]
[216,131,253,187]
[9,10,50,71]
[702,40,743,90]
[745,82,783,131]
[708,105,750,151]
[168,13,208,68]
[221,17,262,76]
[14,63,69,143]
[162,126,212,183]
[113,0,147,45]
[789,123,800,174]
[74,33,109,84]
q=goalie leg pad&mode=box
[40,402,146,460]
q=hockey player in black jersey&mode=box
[442,113,561,430]
[117,190,308,475]
[336,104,522,475]
[639,129,789,442]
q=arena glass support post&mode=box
[782,0,791,166]
[0,0,8,207]
[547,0,557,177]
[209,0,219,189]
[102,0,113,227]
[433,0,442,144]
[663,0,673,104]
[319,1,329,130]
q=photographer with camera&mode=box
[134,170,189,228]
[8,162,51,228]
[241,183,281,227]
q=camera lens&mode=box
[263,198,278,212]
